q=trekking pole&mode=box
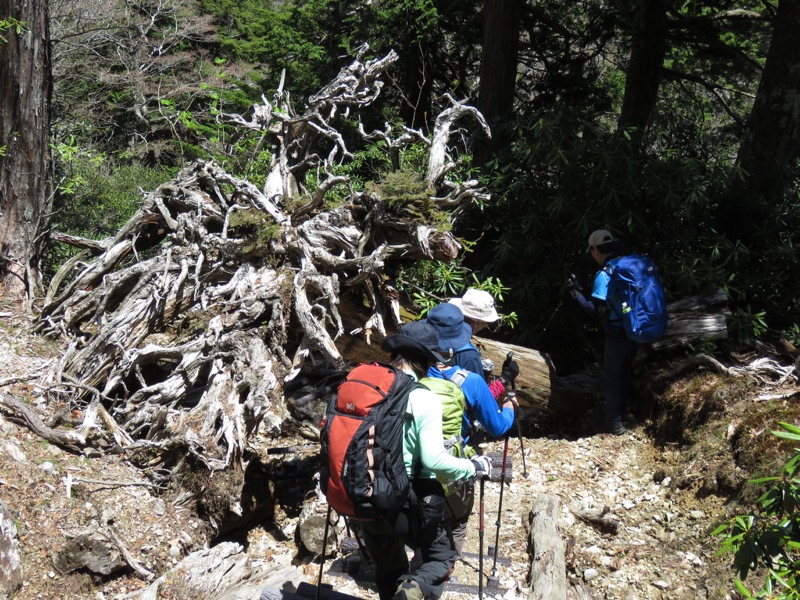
[487,435,510,589]
[516,414,528,478]
[503,352,529,478]
[478,475,486,600]
[315,503,332,600]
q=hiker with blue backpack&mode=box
[438,290,519,399]
[568,229,668,435]
[321,320,494,600]
[424,303,518,557]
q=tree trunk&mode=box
[617,0,668,143]
[0,0,53,300]
[724,0,800,244]
[474,0,522,165]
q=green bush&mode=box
[713,422,800,599]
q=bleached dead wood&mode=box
[651,289,730,351]
[528,493,566,600]
[27,49,493,534]
[133,542,307,600]
[570,506,621,535]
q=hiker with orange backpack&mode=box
[322,320,493,600]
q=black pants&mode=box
[603,331,639,429]
[360,479,456,600]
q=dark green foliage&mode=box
[47,154,173,277]
[44,0,800,356]
[713,422,800,598]
[198,0,350,97]
[466,108,729,351]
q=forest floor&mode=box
[1,294,799,600]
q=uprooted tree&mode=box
[8,47,490,526]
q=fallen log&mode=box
[651,289,730,351]
[528,493,566,600]
[337,290,730,418]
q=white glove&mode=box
[470,455,493,480]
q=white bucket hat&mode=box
[448,288,500,323]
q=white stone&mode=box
[584,568,600,581]
[3,442,26,463]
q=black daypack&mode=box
[319,363,419,520]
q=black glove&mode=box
[470,455,493,480]
[566,273,583,292]
[500,354,519,388]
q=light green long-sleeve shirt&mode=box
[403,381,476,482]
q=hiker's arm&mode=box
[571,270,608,317]
[413,391,474,480]
[463,374,514,437]
[570,289,601,315]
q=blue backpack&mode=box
[606,254,668,343]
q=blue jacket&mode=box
[426,365,515,443]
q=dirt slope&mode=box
[1,296,792,600]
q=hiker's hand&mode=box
[567,273,583,292]
[500,355,519,388]
[471,456,493,480]
[502,392,519,418]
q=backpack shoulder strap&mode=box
[446,367,470,388]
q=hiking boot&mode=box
[600,422,626,436]
[392,579,424,600]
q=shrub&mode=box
[713,422,800,598]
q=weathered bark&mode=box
[0,0,53,300]
[651,289,730,351]
[570,506,621,535]
[0,500,22,599]
[136,541,307,600]
[528,493,566,600]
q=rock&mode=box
[53,533,125,575]
[0,500,23,598]
[2,442,26,463]
[583,568,600,581]
[653,579,670,589]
